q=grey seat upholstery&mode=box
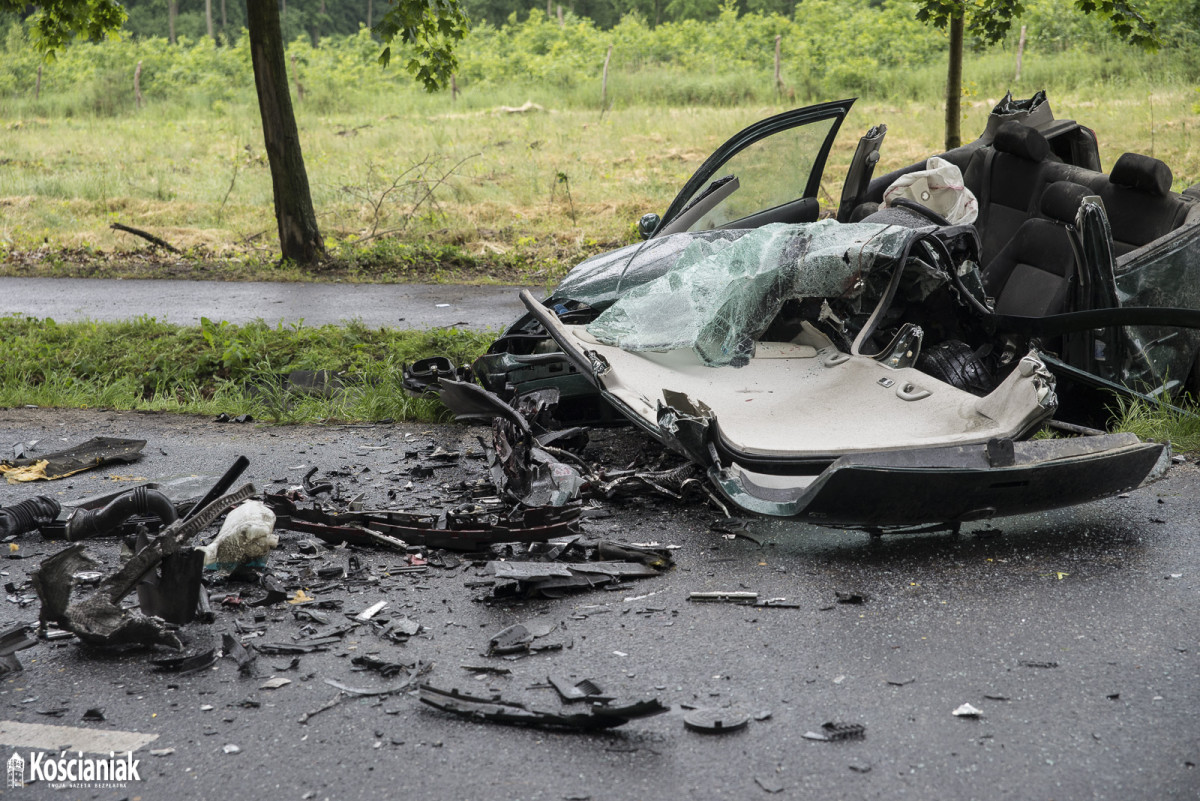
[965,121,1060,268]
[982,181,1091,317]
[1097,153,1191,257]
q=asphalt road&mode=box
[1,408,1198,800]
[0,277,536,331]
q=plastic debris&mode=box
[689,591,758,604]
[151,649,217,674]
[0,496,61,538]
[803,722,867,741]
[354,600,388,621]
[351,655,416,678]
[419,684,668,730]
[0,624,37,676]
[754,775,785,793]
[683,708,750,734]
[952,703,983,717]
[222,634,258,677]
[548,675,611,703]
[1,437,146,484]
[32,483,256,649]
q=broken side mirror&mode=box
[637,212,661,240]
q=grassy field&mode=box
[1,61,1196,283]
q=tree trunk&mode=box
[367,0,373,28]
[205,0,214,41]
[168,0,177,44]
[1015,24,1027,82]
[246,0,325,265]
[221,0,227,32]
[944,11,964,150]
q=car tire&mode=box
[917,340,994,396]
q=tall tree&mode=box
[916,0,1159,149]
[3,0,469,267]
[247,0,323,264]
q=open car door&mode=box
[650,99,854,237]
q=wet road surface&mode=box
[0,408,1197,800]
[0,278,536,330]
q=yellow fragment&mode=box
[288,589,314,604]
[8,544,17,553]
[1,460,49,484]
[1056,572,1069,580]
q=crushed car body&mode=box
[415,93,1200,528]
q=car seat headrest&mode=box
[993,121,1049,162]
[1110,152,1172,196]
[1040,181,1091,225]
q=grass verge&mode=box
[1110,395,1200,453]
[0,315,493,424]
[4,315,1198,450]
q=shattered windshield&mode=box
[585,221,922,367]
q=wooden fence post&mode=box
[774,34,783,98]
[289,53,305,102]
[1014,25,1027,82]
[600,44,613,118]
[35,64,42,100]
[134,60,143,109]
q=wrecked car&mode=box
[419,93,1200,528]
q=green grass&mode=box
[1,56,1195,284]
[1110,395,1200,453]
[0,315,492,423]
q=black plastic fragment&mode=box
[222,634,259,676]
[986,437,1016,467]
[0,496,61,539]
[303,467,333,497]
[548,675,611,703]
[65,486,178,541]
[182,456,250,523]
[352,655,414,678]
[135,529,205,625]
[151,649,218,674]
[419,684,668,730]
[683,708,750,734]
[1,437,146,480]
[804,721,867,741]
[489,624,534,655]
[0,624,36,676]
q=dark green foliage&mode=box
[914,0,1159,48]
